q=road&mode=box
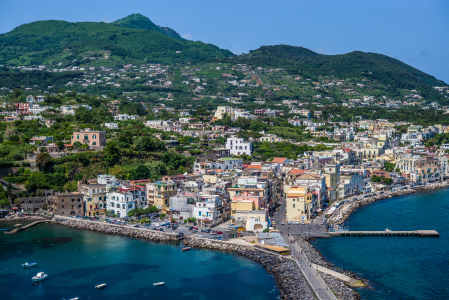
[272,198,329,238]
[286,236,336,300]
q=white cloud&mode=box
[182,33,192,40]
[315,47,325,54]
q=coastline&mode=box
[51,218,316,299]
[298,180,449,300]
[328,181,449,225]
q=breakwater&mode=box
[53,218,315,299]
[329,181,449,225]
[4,219,51,235]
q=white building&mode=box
[106,189,136,218]
[226,137,252,156]
[193,194,223,225]
[104,123,118,129]
[114,114,139,121]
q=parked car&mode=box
[287,220,291,225]
[216,231,223,234]
[210,231,217,235]
[133,225,140,228]
[296,220,300,225]
[188,227,194,230]
[301,221,305,225]
[281,221,285,225]
[191,229,198,233]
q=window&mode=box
[93,142,96,145]
[84,135,88,140]
[93,134,96,139]
[77,135,80,139]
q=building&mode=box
[226,137,252,156]
[153,181,177,212]
[53,192,85,216]
[78,183,107,216]
[70,129,107,149]
[286,186,313,222]
[106,189,136,218]
[104,123,118,129]
[214,106,234,120]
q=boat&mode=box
[0,228,9,231]
[182,247,191,251]
[153,282,165,286]
[69,297,79,300]
[23,262,37,268]
[32,272,48,282]
[95,283,107,289]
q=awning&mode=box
[12,207,18,210]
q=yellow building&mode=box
[230,201,255,225]
[286,186,313,222]
[154,181,177,212]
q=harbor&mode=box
[329,229,439,237]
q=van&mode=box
[287,220,291,225]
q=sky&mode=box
[1,0,448,83]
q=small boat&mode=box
[95,283,107,289]
[68,297,79,300]
[23,262,37,268]
[32,272,48,282]
[0,228,9,231]
[182,247,191,251]
[153,282,165,286]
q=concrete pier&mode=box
[4,220,50,235]
[329,230,439,237]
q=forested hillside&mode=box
[232,45,447,103]
[0,18,233,66]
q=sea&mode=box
[0,222,279,300]
[312,188,449,300]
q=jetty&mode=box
[4,220,51,235]
[329,230,439,237]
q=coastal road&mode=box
[285,237,337,300]
[272,199,329,238]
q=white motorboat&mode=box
[95,283,107,289]
[153,282,165,286]
[32,272,48,282]
[22,262,37,268]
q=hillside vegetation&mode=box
[231,45,447,102]
[111,13,182,40]
[0,18,233,66]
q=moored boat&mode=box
[23,262,37,268]
[95,283,107,289]
[0,228,9,231]
[182,247,191,251]
[153,282,165,286]
[32,272,48,282]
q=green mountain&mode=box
[0,16,233,67]
[232,45,447,100]
[111,13,182,40]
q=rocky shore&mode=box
[295,236,362,300]
[54,218,315,299]
[329,181,449,225]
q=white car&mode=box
[296,220,300,225]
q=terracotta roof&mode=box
[246,165,262,170]
[288,169,307,175]
[272,157,288,164]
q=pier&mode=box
[329,230,439,237]
[4,220,51,235]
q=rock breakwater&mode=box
[329,181,449,225]
[295,236,362,300]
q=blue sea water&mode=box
[0,223,279,300]
[312,188,449,300]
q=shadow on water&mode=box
[0,237,73,261]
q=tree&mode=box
[104,141,120,167]
[36,152,51,168]
[159,213,166,220]
[130,165,151,180]
[73,141,82,149]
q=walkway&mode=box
[285,236,337,300]
[312,264,361,286]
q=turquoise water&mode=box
[0,223,279,300]
[312,188,449,300]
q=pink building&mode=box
[71,129,107,149]
[232,191,267,209]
